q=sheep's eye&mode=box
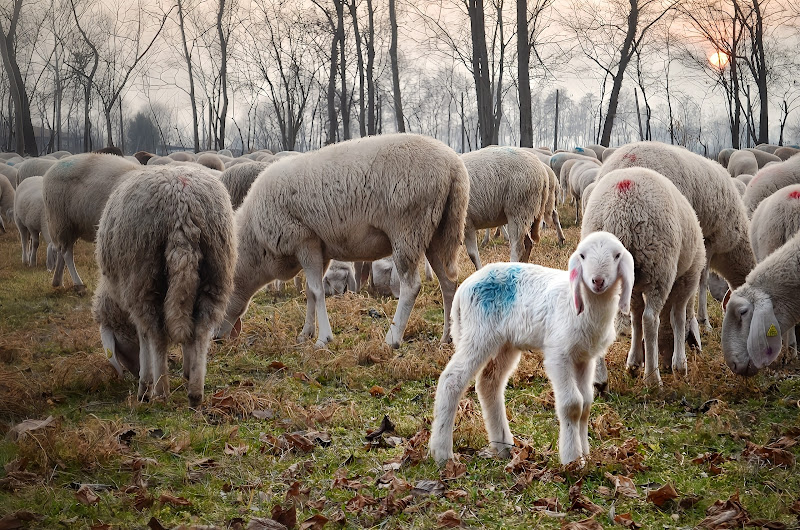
[579,254,585,260]
[614,253,621,260]
[739,307,748,317]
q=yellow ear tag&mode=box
[106,347,113,359]
[767,325,778,337]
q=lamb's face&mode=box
[721,290,782,376]
[569,231,634,315]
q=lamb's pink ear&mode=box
[617,249,634,314]
[568,253,584,315]
[231,317,242,339]
[722,289,731,312]
[747,299,782,369]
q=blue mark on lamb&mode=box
[471,265,523,313]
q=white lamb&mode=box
[14,176,57,270]
[430,231,634,466]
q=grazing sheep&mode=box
[42,153,140,291]
[134,151,155,165]
[147,156,171,165]
[429,231,634,466]
[460,146,548,270]
[521,148,552,167]
[569,162,599,224]
[553,154,600,204]
[168,152,196,162]
[601,142,756,333]
[745,148,781,167]
[13,176,57,270]
[583,168,705,386]
[736,174,754,187]
[774,146,800,161]
[217,149,233,158]
[196,153,224,171]
[570,146,597,158]
[755,143,779,154]
[217,133,469,348]
[94,165,236,405]
[219,161,272,209]
[707,272,730,302]
[581,181,597,215]
[602,147,618,162]
[15,158,58,187]
[722,229,800,376]
[743,154,800,215]
[0,173,15,231]
[718,148,735,168]
[731,178,746,196]
[49,150,72,159]
[586,144,606,159]
[0,164,18,189]
[727,150,758,178]
[543,165,566,245]
[371,257,401,298]
[323,260,358,296]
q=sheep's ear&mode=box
[617,249,634,315]
[231,317,242,339]
[722,289,731,312]
[100,326,125,378]
[747,299,782,369]
[568,253,584,315]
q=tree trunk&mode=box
[178,0,200,152]
[517,0,532,147]
[326,25,339,144]
[349,0,366,137]
[366,0,376,135]
[336,0,350,140]
[0,2,38,156]
[467,0,493,148]
[599,0,638,147]
[217,0,229,149]
[389,0,405,132]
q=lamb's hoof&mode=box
[73,284,87,296]
[594,381,608,395]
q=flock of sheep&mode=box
[1,135,799,467]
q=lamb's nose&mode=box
[592,277,605,290]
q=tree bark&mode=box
[349,0,366,137]
[178,0,200,152]
[366,0,376,135]
[599,0,638,147]
[216,0,229,149]
[389,0,405,132]
[336,0,350,140]
[467,0,493,148]
[517,0,532,147]
[326,22,339,144]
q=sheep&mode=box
[583,168,705,386]
[0,164,18,189]
[570,146,597,159]
[587,144,606,159]
[745,148,781,167]
[168,152,196,162]
[216,133,469,348]
[42,153,140,291]
[93,146,123,156]
[521,147,552,167]
[460,146,548,270]
[0,152,19,161]
[730,178,746,196]
[217,149,233,158]
[569,162,599,224]
[718,148,736,168]
[147,156,171,165]
[13,176,57,270]
[600,142,756,333]
[219,161,272,209]
[371,257,401,298]
[774,146,800,161]
[49,150,72,159]
[743,154,800,215]
[736,174,754,187]
[323,260,358,296]
[581,181,597,215]
[721,229,800,376]
[196,153,224,171]
[15,158,58,187]
[602,147,617,162]
[550,152,598,193]
[755,143,779,154]
[429,231,634,466]
[543,165,566,245]
[93,165,236,405]
[0,173,14,231]
[727,150,758,178]
[134,151,155,165]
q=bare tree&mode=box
[389,0,405,132]
[176,0,200,152]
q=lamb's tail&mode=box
[449,284,463,345]
[164,185,202,344]
[432,160,470,282]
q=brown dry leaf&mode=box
[561,516,604,529]
[436,509,462,528]
[596,486,613,498]
[748,519,787,529]
[369,385,386,397]
[411,479,446,497]
[75,484,100,505]
[742,441,796,468]
[167,436,191,454]
[591,411,623,439]
[90,523,111,530]
[346,493,378,513]
[698,493,750,528]
[147,517,168,530]
[789,499,800,515]
[158,492,192,506]
[299,514,328,530]
[568,480,604,515]
[0,510,41,530]
[187,457,218,470]
[646,483,678,507]
[441,457,467,480]
[445,489,469,501]
[398,429,430,468]
[246,517,288,530]
[293,372,321,387]
[271,504,297,529]
[225,442,248,456]
[252,409,275,420]
[532,497,562,512]
[612,513,641,529]
[269,361,287,371]
[597,438,648,474]
[133,491,154,511]
[6,416,54,441]
[679,495,702,509]
[0,471,39,491]
[286,481,310,507]
[331,468,364,490]
[365,415,395,441]
[604,472,638,498]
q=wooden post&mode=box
[553,89,559,152]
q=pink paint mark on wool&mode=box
[569,268,579,281]
[177,175,189,188]
[615,179,634,192]
[622,152,638,162]
[789,190,800,199]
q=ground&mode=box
[0,205,799,530]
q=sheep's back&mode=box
[750,184,800,262]
[744,154,800,215]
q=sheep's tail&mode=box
[432,161,470,282]
[164,189,202,344]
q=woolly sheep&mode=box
[775,146,800,161]
[736,174,754,187]
[371,257,401,298]
[586,144,606,159]
[49,150,72,159]
[569,162,599,224]
[216,133,469,348]
[718,148,735,168]
[219,161,272,209]
[168,152,196,162]
[0,164,18,189]
[15,158,58,187]
[13,176,57,270]
[43,153,140,291]
[743,154,800,215]
[583,168,705,386]
[429,231,634,465]
[602,147,617,161]
[460,146,548,269]
[745,148,781,167]
[550,152,598,193]
[727,150,758,178]
[217,149,233,158]
[721,229,800,376]
[543,165,566,245]
[94,165,236,405]
[755,143,779,154]
[0,152,19,161]
[0,173,14,231]
[570,146,597,158]
[323,260,358,296]
[93,146,123,156]
[147,156,171,165]
[581,181,597,214]
[196,153,224,171]
[600,142,755,333]
[731,178,746,196]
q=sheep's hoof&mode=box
[701,319,712,332]
[642,371,663,388]
[73,284,87,296]
[593,381,608,395]
[188,393,203,408]
[625,364,641,378]
[687,323,702,350]
[314,339,331,349]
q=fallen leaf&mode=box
[591,412,623,439]
[436,509,462,528]
[269,361,287,371]
[346,493,378,512]
[158,492,192,506]
[748,519,787,529]
[187,457,218,470]
[0,510,41,530]
[411,480,446,497]
[271,504,296,529]
[698,493,750,528]
[252,409,275,420]
[604,473,638,498]
[532,497,562,512]
[789,499,800,515]
[679,495,702,509]
[6,416,54,441]
[75,484,100,505]
[441,457,467,480]
[90,523,112,530]
[293,372,321,387]
[646,483,678,507]
[369,385,386,397]
[612,513,641,529]
[742,442,796,468]
[365,415,395,441]
[445,489,469,501]
[147,518,168,530]
[561,516,603,529]
[299,514,328,530]
[286,481,310,506]
[568,479,604,515]
[167,436,191,454]
[598,438,648,474]
[246,517,287,530]
[225,442,248,456]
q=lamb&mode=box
[721,229,800,376]
[219,161,272,209]
[429,231,634,466]
[553,154,600,203]
[727,150,758,178]
[13,176,57,270]
[371,257,401,297]
[743,154,800,215]
[543,165,566,245]
[15,158,58,187]
[93,165,236,406]
[323,260,358,296]
[42,153,140,291]
[583,168,705,386]
[0,165,18,189]
[718,148,735,168]
[0,173,14,231]
[600,142,756,333]
[216,133,469,348]
[460,146,548,270]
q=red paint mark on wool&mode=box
[622,152,638,162]
[789,190,800,199]
[177,175,189,188]
[616,179,634,192]
[569,268,579,281]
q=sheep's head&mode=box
[92,282,140,378]
[721,287,782,376]
[568,231,634,316]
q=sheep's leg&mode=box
[46,243,57,272]
[575,199,580,225]
[354,261,371,290]
[298,251,333,348]
[551,209,566,246]
[52,249,65,287]
[529,216,542,245]
[136,328,154,402]
[476,344,521,458]
[544,354,585,465]
[423,257,433,281]
[494,226,503,238]
[430,338,496,464]
[425,249,457,344]
[507,222,526,263]
[183,328,211,407]
[781,330,797,365]
[18,225,30,265]
[29,231,40,268]
[593,357,608,394]
[464,226,482,270]
[686,294,702,351]
[294,275,303,291]
[143,330,170,401]
[697,263,711,331]
[385,255,422,348]
[481,228,490,247]
[642,297,664,387]
[670,303,688,377]
[625,294,645,374]
[576,358,596,457]
[63,243,85,293]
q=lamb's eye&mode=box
[579,254,585,260]
[614,253,621,260]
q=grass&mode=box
[1,205,799,529]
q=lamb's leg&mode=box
[529,216,542,245]
[593,357,608,394]
[430,337,496,465]
[143,330,170,401]
[425,249,457,344]
[385,254,422,348]
[63,243,85,293]
[576,358,596,457]
[464,226,482,270]
[551,209,566,246]
[354,261,371,290]
[475,344,521,458]
[575,199,580,225]
[183,328,211,407]
[668,272,696,377]
[544,354,585,465]
[697,262,711,331]
[642,295,664,387]
[29,231,40,267]
[625,294,645,374]
[299,250,333,348]
[298,282,317,341]
[686,293,702,351]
